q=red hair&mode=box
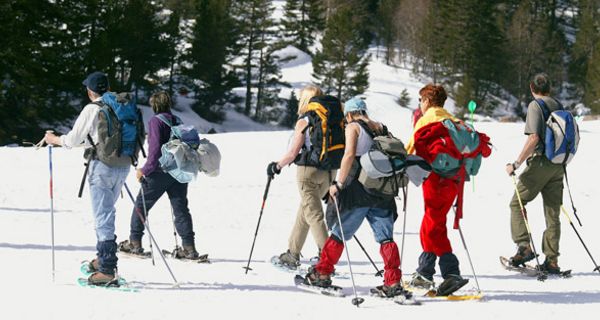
[419,84,447,107]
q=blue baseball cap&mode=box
[344,97,367,115]
[82,71,109,94]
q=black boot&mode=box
[436,274,469,296]
[303,266,332,288]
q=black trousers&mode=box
[130,171,195,246]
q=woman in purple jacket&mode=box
[119,91,200,259]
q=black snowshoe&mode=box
[118,240,151,258]
[163,245,210,263]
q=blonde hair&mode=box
[297,84,323,116]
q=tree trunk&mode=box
[244,21,255,116]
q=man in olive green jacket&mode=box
[505,73,564,274]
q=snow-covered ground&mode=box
[2,40,600,319]
[2,118,600,319]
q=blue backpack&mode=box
[536,99,580,165]
[89,92,145,167]
[157,114,201,183]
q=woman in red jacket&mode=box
[406,84,468,296]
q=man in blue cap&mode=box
[45,71,130,286]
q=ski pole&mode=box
[139,181,155,266]
[47,137,56,282]
[399,185,408,269]
[123,182,179,286]
[332,197,364,307]
[244,176,273,274]
[170,205,180,251]
[560,206,600,273]
[511,175,547,281]
[457,224,481,293]
[353,235,383,277]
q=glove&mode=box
[267,162,281,177]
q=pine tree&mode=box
[232,0,286,118]
[0,0,79,144]
[281,91,300,128]
[376,0,400,65]
[312,3,370,100]
[584,42,600,113]
[504,0,567,116]
[397,89,411,108]
[570,0,600,112]
[186,0,238,121]
[281,0,325,54]
[111,0,174,96]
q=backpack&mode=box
[413,120,492,229]
[536,98,580,165]
[414,120,491,179]
[197,138,221,177]
[355,121,409,198]
[157,114,203,183]
[294,95,345,170]
[88,92,145,167]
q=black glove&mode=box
[267,162,281,177]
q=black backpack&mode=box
[294,95,345,170]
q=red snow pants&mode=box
[316,236,401,286]
[420,173,459,256]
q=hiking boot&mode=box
[436,274,469,296]
[304,266,332,288]
[88,271,118,286]
[510,244,536,267]
[178,245,200,260]
[118,240,144,255]
[278,250,300,269]
[537,258,561,274]
[87,258,100,273]
[375,282,413,298]
[408,272,435,290]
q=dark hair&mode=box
[149,91,172,114]
[530,73,551,94]
[419,83,447,107]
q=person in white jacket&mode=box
[44,71,130,286]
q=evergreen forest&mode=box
[1,0,599,145]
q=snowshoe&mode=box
[371,283,420,305]
[294,274,344,297]
[87,271,120,287]
[536,258,572,278]
[118,240,151,258]
[163,247,210,263]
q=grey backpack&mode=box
[356,121,408,198]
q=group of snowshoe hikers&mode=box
[42,71,577,297]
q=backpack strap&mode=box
[535,98,551,122]
[156,114,173,128]
[354,119,388,139]
[91,100,116,137]
[156,114,182,128]
[136,110,147,159]
[536,98,564,121]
